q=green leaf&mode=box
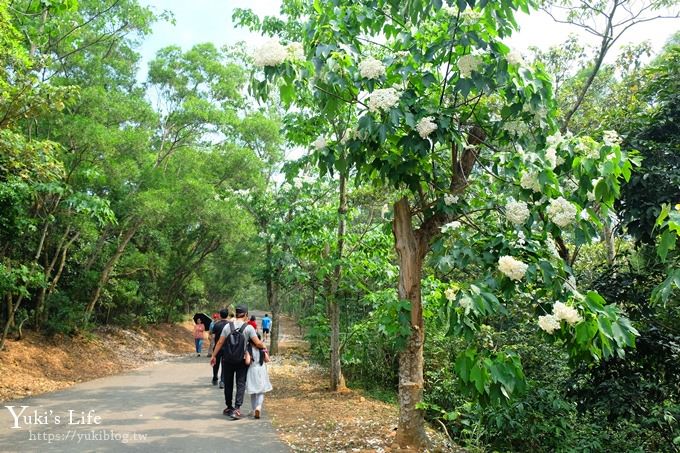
[575,320,598,345]
[597,316,613,340]
[455,350,475,381]
[470,362,486,394]
[657,229,677,262]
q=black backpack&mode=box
[222,322,247,365]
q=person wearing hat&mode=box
[210,304,266,420]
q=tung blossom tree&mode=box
[236,0,639,448]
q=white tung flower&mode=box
[416,116,438,139]
[457,54,482,78]
[538,314,560,334]
[506,50,524,66]
[533,106,548,123]
[461,9,482,26]
[459,297,472,310]
[253,39,288,67]
[444,287,457,302]
[516,230,526,246]
[552,301,582,325]
[498,255,528,281]
[503,120,528,136]
[506,200,530,225]
[547,197,577,228]
[340,128,355,144]
[579,140,600,159]
[545,147,558,169]
[293,177,303,189]
[286,42,305,61]
[546,131,563,147]
[312,136,327,150]
[359,57,386,79]
[367,87,401,113]
[441,221,462,233]
[441,5,457,16]
[520,171,541,192]
[563,275,578,293]
[444,194,459,206]
[603,130,622,147]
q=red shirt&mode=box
[248,320,257,330]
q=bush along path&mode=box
[265,315,456,453]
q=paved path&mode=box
[0,312,289,452]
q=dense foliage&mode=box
[0,0,273,343]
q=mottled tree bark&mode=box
[392,197,429,449]
[330,173,347,391]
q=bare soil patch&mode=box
[0,321,193,402]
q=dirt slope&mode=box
[0,322,193,402]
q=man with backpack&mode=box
[210,304,267,420]
[210,309,229,388]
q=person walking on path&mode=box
[245,336,272,419]
[208,313,219,354]
[248,315,257,331]
[211,309,229,388]
[210,304,266,420]
[261,314,272,342]
[193,319,205,356]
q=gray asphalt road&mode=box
[0,313,288,452]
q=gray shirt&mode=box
[220,319,258,344]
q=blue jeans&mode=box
[195,338,203,353]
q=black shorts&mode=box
[262,328,270,333]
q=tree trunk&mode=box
[0,295,23,351]
[36,227,73,327]
[329,296,346,390]
[269,280,281,355]
[392,197,429,450]
[5,295,14,329]
[330,172,348,391]
[83,230,109,273]
[85,220,141,319]
[603,220,615,266]
[560,1,617,132]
